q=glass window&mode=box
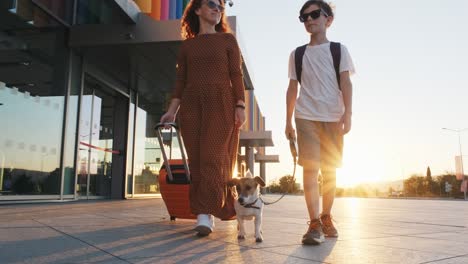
[133,94,162,195]
[0,28,67,195]
[129,45,177,196]
[75,72,131,199]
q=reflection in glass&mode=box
[77,78,117,197]
[0,5,67,196]
[133,95,162,194]
[0,24,66,195]
[0,83,62,195]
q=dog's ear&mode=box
[227,178,240,187]
[254,176,266,187]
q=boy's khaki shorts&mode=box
[295,118,343,169]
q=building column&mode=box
[245,146,254,173]
[259,161,266,194]
[260,161,265,182]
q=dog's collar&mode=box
[241,198,261,209]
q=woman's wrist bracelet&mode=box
[235,104,246,109]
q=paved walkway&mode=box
[1,196,467,263]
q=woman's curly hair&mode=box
[181,0,231,39]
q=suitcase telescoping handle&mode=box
[155,122,190,182]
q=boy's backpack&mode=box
[294,42,341,89]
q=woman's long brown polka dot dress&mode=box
[172,32,245,220]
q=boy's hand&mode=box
[341,114,352,134]
[285,123,296,140]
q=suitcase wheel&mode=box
[170,216,176,221]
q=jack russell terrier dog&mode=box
[228,170,266,242]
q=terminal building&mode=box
[0,0,278,202]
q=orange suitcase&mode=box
[155,123,196,221]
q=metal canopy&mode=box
[69,15,254,90]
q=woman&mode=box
[160,0,246,236]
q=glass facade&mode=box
[1,1,79,197]
[1,1,172,200]
[2,0,260,201]
[0,1,69,195]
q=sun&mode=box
[336,152,388,188]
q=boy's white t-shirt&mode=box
[288,42,355,122]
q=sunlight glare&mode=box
[344,197,361,222]
[337,151,388,188]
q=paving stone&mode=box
[1,197,467,264]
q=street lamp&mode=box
[442,127,468,199]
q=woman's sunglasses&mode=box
[205,0,225,12]
[299,9,328,23]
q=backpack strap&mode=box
[295,42,341,89]
[330,42,341,89]
[294,44,307,84]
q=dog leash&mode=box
[260,138,297,206]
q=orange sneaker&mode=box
[320,214,338,237]
[302,219,325,245]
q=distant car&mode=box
[389,191,402,197]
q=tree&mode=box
[416,176,425,196]
[267,181,282,193]
[436,174,462,198]
[404,174,425,196]
[425,166,434,195]
[426,166,432,178]
[278,175,299,194]
[335,187,344,197]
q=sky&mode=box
[227,0,468,187]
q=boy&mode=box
[285,0,355,245]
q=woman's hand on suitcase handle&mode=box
[160,111,175,122]
[160,99,180,128]
[160,112,176,129]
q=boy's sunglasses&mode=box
[205,0,225,12]
[299,9,328,23]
